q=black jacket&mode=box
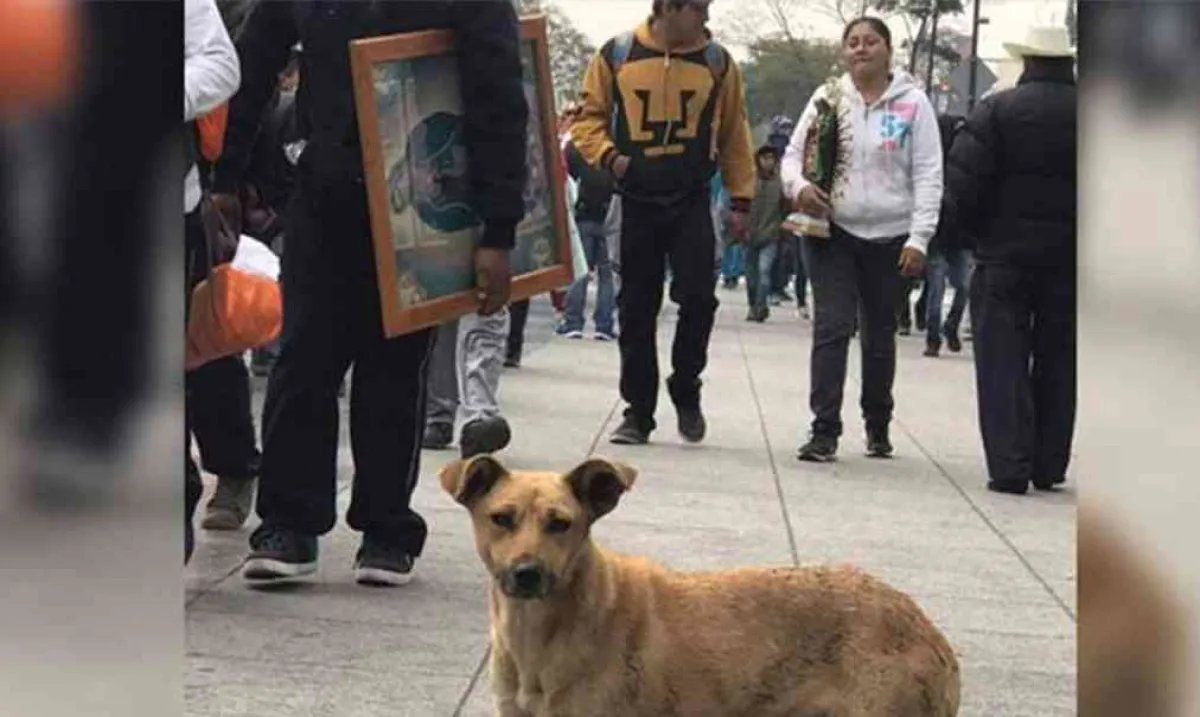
[243,87,300,213]
[927,114,968,257]
[212,0,528,249]
[565,140,612,224]
[945,60,1076,267]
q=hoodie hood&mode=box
[837,69,920,108]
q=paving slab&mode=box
[186,289,1076,716]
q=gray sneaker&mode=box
[201,476,256,531]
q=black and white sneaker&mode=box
[797,435,838,463]
[677,405,707,443]
[243,525,318,584]
[610,415,651,445]
[354,538,415,587]
[866,426,894,458]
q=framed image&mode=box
[349,16,572,337]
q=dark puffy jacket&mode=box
[927,114,967,257]
[945,60,1076,267]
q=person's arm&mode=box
[450,0,528,250]
[184,0,240,121]
[714,60,756,212]
[779,88,822,203]
[210,0,297,195]
[565,142,587,183]
[904,92,944,255]
[572,47,618,171]
[945,96,1002,240]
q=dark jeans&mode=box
[256,178,434,555]
[806,226,905,438]
[925,249,972,343]
[184,209,260,531]
[743,242,778,310]
[618,191,718,429]
[971,262,1076,485]
[506,298,530,361]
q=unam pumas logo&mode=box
[621,62,713,158]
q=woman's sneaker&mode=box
[797,435,838,462]
[243,525,318,584]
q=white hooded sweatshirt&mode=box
[781,70,943,254]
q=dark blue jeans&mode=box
[562,220,616,334]
[925,249,972,343]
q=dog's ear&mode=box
[564,457,637,522]
[439,455,509,507]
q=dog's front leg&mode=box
[491,646,535,717]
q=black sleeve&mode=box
[211,0,297,194]
[565,142,586,182]
[450,0,529,249]
[945,96,1002,238]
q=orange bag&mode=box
[185,263,282,371]
[196,102,229,163]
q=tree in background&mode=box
[519,0,596,108]
[739,38,842,127]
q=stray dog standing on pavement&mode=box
[440,455,962,717]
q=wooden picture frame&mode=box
[349,16,571,337]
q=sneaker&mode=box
[677,405,707,443]
[460,416,512,458]
[610,415,650,445]
[422,423,454,451]
[769,293,783,307]
[594,330,617,342]
[797,305,810,320]
[797,434,838,463]
[503,355,521,368]
[556,324,584,339]
[923,340,941,358]
[354,537,415,587]
[865,426,894,458]
[945,332,963,353]
[898,324,912,337]
[243,525,318,583]
[201,476,256,531]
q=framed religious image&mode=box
[349,15,571,337]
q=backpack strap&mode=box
[703,41,729,89]
[608,30,635,75]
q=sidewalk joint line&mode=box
[451,644,492,717]
[736,325,802,568]
[893,419,1077,623]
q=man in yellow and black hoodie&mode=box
[573,0,755,446]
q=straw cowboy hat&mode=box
[1003,26,1075,58]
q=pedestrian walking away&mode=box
[782,17,943,463]
[946,26,1077,496]
[572,0,756,447]
[208,0,528,586]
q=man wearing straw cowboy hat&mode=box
[945,25,1077,496]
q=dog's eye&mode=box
[491,513,516,530]
[546,517,572,534]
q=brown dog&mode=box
[440,455,961,717]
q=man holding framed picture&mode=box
[208,0,528,587]
[572,0,755,445]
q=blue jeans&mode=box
[563,220,616,334]
[743,242,778,310]
[721,243,743,280]
[926,249,973,342]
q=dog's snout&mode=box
[502,561,553,599]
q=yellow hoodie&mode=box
[571,19,756,210]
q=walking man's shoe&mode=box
[610,415,651,445]
[1032,475,1067,491]
[201,476,255,530]
[945,331,962,353]
[677,405,707,443]
[243,525,318,584]
[865,426,894,458]
[354,536,415,587]
[422,423,454,450]
[923,340,941,358]
[460,416,512,459]
[797,434,838,462]
[987,479,1030,496]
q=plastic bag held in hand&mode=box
[186,236,282,371]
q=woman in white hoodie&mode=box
[781,17,942,462]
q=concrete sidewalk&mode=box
[186,287,1076,717]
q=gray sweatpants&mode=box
[426,308,510,430]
